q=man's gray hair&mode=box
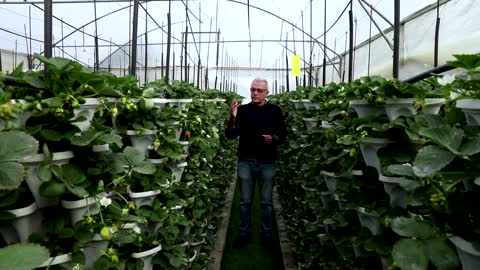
[251,78,269,90]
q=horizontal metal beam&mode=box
[402,64,454,83]
[59,39,328,48]
[180,31,220,34]
[0,0,187,4]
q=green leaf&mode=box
[415,114,449,128]
[35,54,72,71]
[21,72,44,89]
[413,146,456,177]
[133,161,156,174]
[385,164,416,178]
[114,230,136,244]
[447,54,480,70]
[37,166,52,182]
[425,238,460,270]
[65,185,89,198]
[165,253,186,268]
[39,180,65,198]
[0,162,24,190]
[70,250,86,265]
[0,243,50,270]
[0,210,16,221]
[0,131,38,162]
[391,217,433,239]
[96,133,123,148]
[71,129,103,146]
[42,97,65,107]
[123,147,145,166]
[393,239,428,270]
[419,127,463,154]
[460,135,480,156]
[39,129,67,141]
[142,88,155,98]
[61,164,86,185]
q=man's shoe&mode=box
[261,234,273,247]
[234,234,250,248]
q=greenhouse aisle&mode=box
[221,184,284,270]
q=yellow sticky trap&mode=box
[291,54,301,77]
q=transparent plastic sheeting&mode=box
[1,0,479,96]
[324,0,480,83]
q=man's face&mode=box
[250,80,269,105]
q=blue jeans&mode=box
[237,160,276,236]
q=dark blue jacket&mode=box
[225,101,287,162]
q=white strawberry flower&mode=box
[133,225,141,234]
[100,197,112,207]
[437,74,455,86]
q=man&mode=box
[225,78,287,247]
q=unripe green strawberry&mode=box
[100,226,112,240]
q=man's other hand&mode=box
[230,101,239,118]
[261,134,273,144]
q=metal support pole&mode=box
[322,0,327,86]
[348,2,354,82]
[130,0,140,75]
[184,27,188,81]
[180,32,184,81]
[93,0,99,70]
[309,0,313,87]
[393,0,400,78]
[144,1,148,83]
[165,6,172,83]
[44,0,53,59]
[285,36,289,92]
[368,6,372,76]
[434,0,440,67]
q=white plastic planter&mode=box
[384,98,445,121]
[61,194,105,224]
[22,151,74,208]
[378,175,408,209]
[92,143,110,153]
[359,138,392,174]
[321,121,333,129]
[173,162,188,182]
[10,99,31,129]
[303,118,319,130]
[82,234,108,269]
[348,100,386,118]
[147,158,167,165]
[456,99,480,126]
[300,134,309,142]
[131,245,163,270]
[197,98,226,104]
[72,98,101,132]
[320,192,332,209]
[169,121,183,141]
[126,129,156,157]
[6,202,43,243]
[291,100,304,109]
[37,253,72,268]
[449,236,480,270]
[321,171,340,194]
[166,99,193,111]
[356,207,383,235]
[179,141,190,155]
[301,184,317,200]
[127,186,161,208]
[0,225,17,244]
[150,98,168,110]
[302,99,322,110]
